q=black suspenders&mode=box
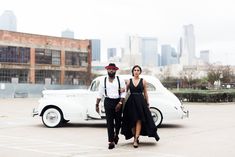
[104,76,121,98]
[117,76,121,96]
[104,77,107,97]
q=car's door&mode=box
[86,80,102,119]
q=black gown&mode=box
[121,78,160,141]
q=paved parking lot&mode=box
[0,98,235,157]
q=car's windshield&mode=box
[90,80,100,91]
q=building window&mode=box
[35,70,60,84]
[0,69,28,83]
[65,51,88,66]
[79,52,88,67]
[0,46,30,63]
[35,49,60,65]
[52,50,61,65]
[64,71,87,85]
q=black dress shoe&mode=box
[108,142,115,149]
[114,136,119,144]
[155,134,160,141]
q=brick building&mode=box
[0,30,91,85]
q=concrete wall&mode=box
[0,83,88,98]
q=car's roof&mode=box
[93,75,166,90]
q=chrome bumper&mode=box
[182,110,189,118]
[32,108,39,117]
[181,105,189,118]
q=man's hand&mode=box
[96,105,99,113]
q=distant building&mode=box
[61,29,74,39]
[125,35,159,67]
[128,35,142,66]
[180,24,196,65]
[91,39,101,61]
[161,45,178,66]
[108,47,124,62]
[0,30,91,85]
[107,48,117,60]
[158,53,161,66]
[141,37,158,67]
[0,10,17,31]
[200,50,210,63]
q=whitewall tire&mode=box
[150,108,163,127]
[42,108,62,128]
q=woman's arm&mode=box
[126,79,130,92]
[143,79,149,106]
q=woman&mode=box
[121,65,160,148]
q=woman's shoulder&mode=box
[141,78,147,84]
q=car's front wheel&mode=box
[150,108,163,127]
[42,108,62,128]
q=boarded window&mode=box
[35,49,60,65]
[65,51,88,67]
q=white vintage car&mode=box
[32,75,189,128]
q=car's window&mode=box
[90,80,100,91]
[124,79,156,91]
[147,83,156,91]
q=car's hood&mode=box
[42,89,89,95]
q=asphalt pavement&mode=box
[0,98,235,157]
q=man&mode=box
[95,63,126,149]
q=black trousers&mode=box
[104,98,122,142]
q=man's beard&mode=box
[108,72,116,78]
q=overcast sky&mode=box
[1,0,235,65]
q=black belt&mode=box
[105,97,120,100]
[131,93,143,95]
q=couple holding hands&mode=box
[95,63,160,149]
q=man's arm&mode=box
[115,78,126,112]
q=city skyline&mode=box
[1,0,235,65]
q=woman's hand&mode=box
[120,88,125,93]
[115,102,122,112]
[146,102,150,108]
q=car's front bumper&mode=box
[182,110,189,118]
[181,106,189,118]
[32,108,39,117]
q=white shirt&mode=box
[98,76,126,99]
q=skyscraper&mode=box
[141,37,158,67]
[180,24,196,65]
[161,45,178,66]
[128,35,142,66]
[91,39,101,61]
[0,10,17,31]
[107,48,117,60]
[200,50,209,63]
